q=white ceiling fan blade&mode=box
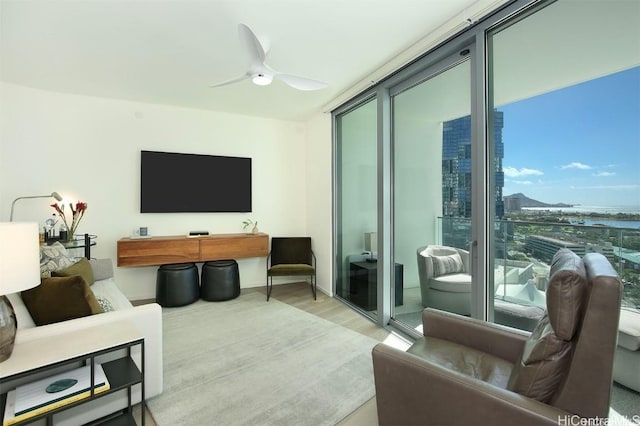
[210,24,327,92]
[209,74,249,88]
[276,73,328,91]
[238,23,266,65]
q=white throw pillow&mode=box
[432,253,464,277]
[39,242,76,277]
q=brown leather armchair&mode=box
[373,249,622,426]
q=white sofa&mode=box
[6,258,163,426]
[613,307,640,392]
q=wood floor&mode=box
[132,282,389,425]
[134,283,640,424]
[253,282,391,341]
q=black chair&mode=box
[266,237,316,301]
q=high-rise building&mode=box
[442,112,504,218]
[504,195,522,213]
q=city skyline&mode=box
[500,66,640,209]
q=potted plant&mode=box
[242,218,259,234]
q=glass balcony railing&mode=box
[437,217,640,311]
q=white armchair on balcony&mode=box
[614,307,640,392]
[416,245,471,316]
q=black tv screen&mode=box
[141,150,252,213]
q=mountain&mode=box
[503,193,573,208]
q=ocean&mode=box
[521,205,640,229]
[522,205,640,215]
[578,219,640,229]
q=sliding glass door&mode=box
[391,53,474,331]
[335,97,379,320]
[333,0,639,336]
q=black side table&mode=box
[59,233,97,259]
[349,261,403,311]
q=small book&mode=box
[3,364,110,426]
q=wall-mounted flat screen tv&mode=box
[140,150,252,213]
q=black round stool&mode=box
[201,260,240,301]
[156,263,200,307]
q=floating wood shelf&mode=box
[117,233,269,267]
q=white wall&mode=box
[0,82,332,300]
[304,112,333,295]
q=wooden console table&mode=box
[117,233,269,267]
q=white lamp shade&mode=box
[0,222,40,295]
[364,232,377,253]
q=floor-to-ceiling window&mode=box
[333,0,640,336]
[487,0,640,329]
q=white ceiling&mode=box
[0,0,486,122]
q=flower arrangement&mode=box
[51,201,88,241]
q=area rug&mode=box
[147,292,380,426]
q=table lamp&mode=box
[364,232,377,263]
[0,222,40,362]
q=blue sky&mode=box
[500,66,640,208]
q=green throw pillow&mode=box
[52,257,95,286]
[21,275,103,326]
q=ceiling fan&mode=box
[210,24,328,91]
